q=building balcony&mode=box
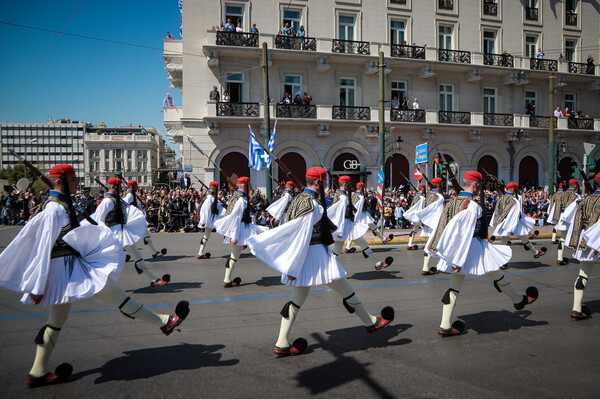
[483,2,498,16]
[566,13,577,26]
[438,0,453,10]
[525,7,538,21]
[569,61,596,75]
[163,39,182,89]
[530,58,558,71]
[390,44,426,59]
[332,106,371,120]
[276,104,317,119]
[439,49,471,64]
[529,116,557,128]
[332,39,370,55]
[439,111,471,124]
[484,113,514,126]
[274,35,316,51]
[216,102,260,117]
[483,53,513,67]
[568,118,594,130]
[216,31,259,47]
[163,106,183,123]
[390,109,426,122]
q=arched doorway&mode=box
[384,153,409,189]
[519,156,539,188]
[220,151,249,190]
[278,152,307,187]
[557,157,576,183]
[477,155,498,177]
[333,152,362,187]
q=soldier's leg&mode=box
[407,225,418,247]
[551,228,557,243]
[124,244,159,283]
[422,253,436,273]
[223,245,243,284]
[344,240,353,251]
[328,278,377,326]
[488,270,539,310]
[332,241,345,257]
[572,262,595,316]
[275,286,310,349]
[197,229,212,257]
[499,236,510,245]
[354,237,393,269]
[369,222,386,241]
[143,230,158,254]
[557,237,567,264]
[440,274,465,330]
[29,303,72,378]
[518,235,543,257]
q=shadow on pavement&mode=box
[503,261,551,270]
[69,343,238,384]
[349,270,403,281]
[146,255,187,262]
[458,309,548,334]
[128,281,203,294]
[254,275,283,287]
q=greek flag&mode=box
[265,120,277,168]
[248,126,262,171]
[176,171,183,180]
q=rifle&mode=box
[481,167,505,195]
[191,174,228,207]
[241,181,252,224]
[95,177,109,190]
[478,173,489,240]
[249,128,305,189]
[8,148,98,226]
[420,169,434,189]
[318,178,335,246]
[398,170,418,191]
[187,137,238,190]
[566,152,594,195]
[429,139,462,195]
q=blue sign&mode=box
[415,143,428,164]
[377,170,385,185]
[184,164,193,172]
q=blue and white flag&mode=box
[265,120,277,168]
[248,125,262,171]
[176,171,183,181]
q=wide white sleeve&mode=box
[583,219,600,252]
[123,192,134,205]
[327,196,348,236]
[404,197,425,223]
[557,199,580,232]
[436,201,480,268]
[91,198,114,225]
[414,194,444,229]
[266,192,291,221]
[198,196,214,226]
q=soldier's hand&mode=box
[30,294,44,305]
[595,250,600,259]
[287,275,296,281]
[232,239,238,245]
[452,266,462,273]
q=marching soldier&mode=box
[547,182,566,244]
[555,179,582,265]
[266,181,295,225]
[404,183,427,250]
[196,181,224,259]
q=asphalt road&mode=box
[1,226,599,398]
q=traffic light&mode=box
[438,164,447,179]
[587,156,596,174]
[573,167,582,180]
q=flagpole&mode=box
[262,42,272,203]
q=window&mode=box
[116,161,122,171]
[525,35,537,58]
[483,31,496,54]
[338,15,355,41]
[283,75,302,100]
[527,0,537,7]
[115,149,122,159]
[438,26,453,50]
[564,93,576,113]
[105,161,110,171]
[127,161,132,172]
[439,85,454,111]
[104,150,110,159]
[226,72,243,103]
[137,150,147,158]
[565,39,577,62]
[144,175,148,184]
[339,78,356,106]
[143,162,148,171]
[391,81,407,106]
[137,161,142,170]
[283,9,301,34]
[484,88,497,113]
[90,162,96,171]
[525,90,537,112]
[127,150,133,158]
[390,20,405,45]
[225,5,244,28]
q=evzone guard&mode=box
[248,167,394,357]
[427,171,539,337]
[405,177,445,275]
[0,165,189,388]
[196,181,224,259]
[554,179,582,266]
[266,181,296,225]
[213,176,267,287]
[124,179,168,258]
[547,182,567,245]
[403,183,427,250]
[488,182,546,268]
[92,177,170,287]
[343,181,394,253]
[328,176,393,271]
[566,173,600,320]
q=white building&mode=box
[164,0,600,190]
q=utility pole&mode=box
[548,72,555,195]
[378,51,385,211]
[262,42,272,203]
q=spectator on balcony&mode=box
[218,21,225,31]
[302,92,312,105]
[293,94,302,105]
[413,98,420,110]
[209,86,220,102]
[166,32,175,40]
[250,23,258,33]
[587,55,595,74]
[163,93,175,107]
[224,19,234,32]
[222,90,230,103]
[536,48,545,59]
[400,97,409,121]
[558,53,565,62]
[283,22,292,36]
[554,106,563,118]
[281,92,292,104]
[525,100,536,116]
[391,96,400,110]
[235,22,243,33]
[563,107,570,117]
[297,26,305,37]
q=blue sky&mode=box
[0,0,181,152]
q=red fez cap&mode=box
[506,182,519,189]
[49,164,75,177]
[559,182,566,188]
[127,180,137,186]
[464,171,483,181]
[419,183,426,188]
[339,175,351,183]
[237,176,250,184]
[431,177,443,185]
[209,181,219,187]
[107,177,121,185]
[595,173,600,182]
[286,181,294,187]
[569,179,579,185]
[306,167,327,180]
[356,182,365,188]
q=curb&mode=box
[364,233,553,246]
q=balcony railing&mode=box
[390,109,426,122]
[568,61,596,75]
[332,106,371,120]
[216,102,260,117]
[216,31,259,47]
[529,116,557,128]
[274,35,316,51]
[566,13,577,26]
[530,58,558,71]
[439,0,454,10]
[276,104,317,119]
[568,118,594,130]
[390,44,426,59]
[484,113,514,126]
[332,39,370,55]
[390,0,407,4]
[439,49,471,64]
[439,111,471,124]
[484,53,514,67]
[483,2,498,16]
[525,7,538,21]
